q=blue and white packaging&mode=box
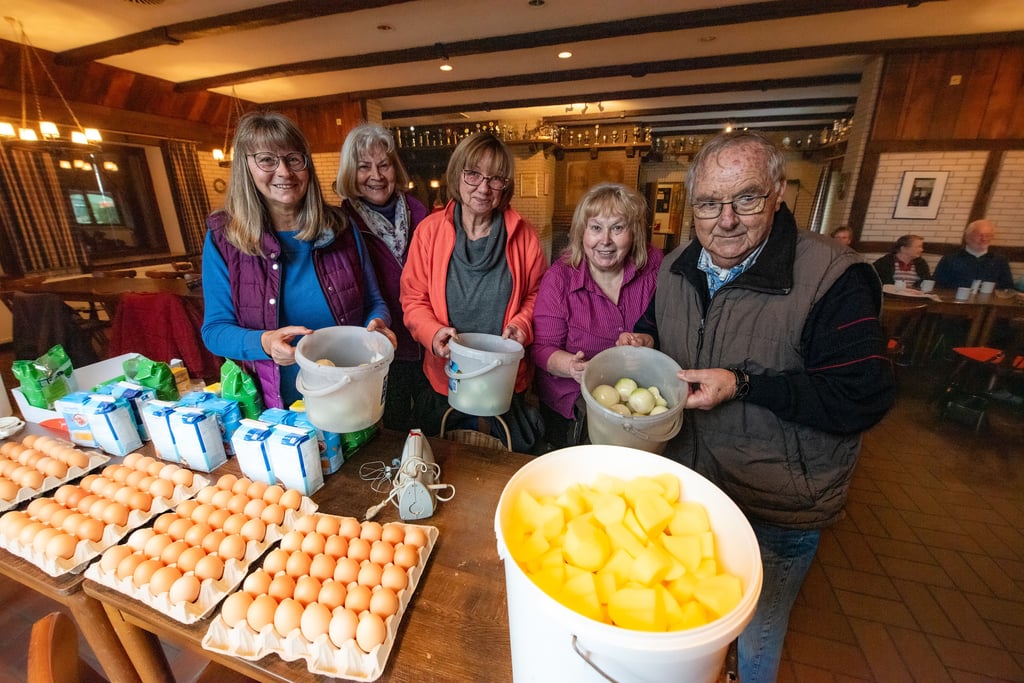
[176,391,242,455]
[96,381,156,440]
[231,419,276,485]
[54,392,97,447]
[170,407,227,472]
[141,401,181,463]
[260,408,344,475]
[266,423,324,496]
[87,396,143,456]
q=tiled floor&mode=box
[1,349,1022,682]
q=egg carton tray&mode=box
[202,522,437,682]
[85,522,285,624]
[0,473,209,577]
[0,450,110,514]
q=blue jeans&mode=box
[738,521,820,683]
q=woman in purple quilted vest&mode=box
[336,123,429,431]
[202,111,395,409]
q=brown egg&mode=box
[143,533,174,559]
[41,458,68,479]
[259,503,286,526]
[87,497,110,522]
[274,598,304,637]
[216,473,238,491]
[355,612,387,653]
[317,580,347,611]
[168,573,202,605]
[333,557,360,585]
[134,455,157,473]
[108,465,130,483]
[381,564,409,593]
[102,502,130,528]
[309,553,337,582]
[64,450,90,469]
[300,532,326,556]
[328,607,359,648]
[167,517,195,541]
[246,594,278,631]
[300,602,332,642]
[0,511,30,538]
[100,544,134,573]
[267,573,296,601]
[18,469,45,490]
[171,468,194,488]
[285,551,312,578]
[218,534,247,562]
[293,575,322,606]
[315,515,341,537]
[17,434,37,449]
[357,561,384,588]
[239,518,266,544]
[59,485,86,509]
[220,590,253,627]
[5,443,25,459]
[206,508,231,530]
[262,548,290,576]
[324,535,349,559]
[380,522,405,546]
[293,515,318,534]
[195,486,217,505]
[17,448,42,467]
[124,469,147,489]
[127,527,156,551]
[113,485,135,506]
[210,489,233,510]
[160,540,190,566]
[75,517,106,543]
[280,530,304,553]
[242,569,273,596]
[47,507,73,531]
[116,552,147,580]
[132,558,164,588]
[145,460,164,477]
[152,512,178,535]
[279,489,302,511]
[26,497,51,518]
[84,475,108,495]
[158,464,179,482]
[0,476,20,499]
[149,565,183,596]
[189,503,216,526]
[183,522,213,548]
[369,587,400,618]
[100,480,121,501]
[122,452,142,468]
[359,521,383,543]
[32,526,62,555]
[176,499,199,519]
[60,512,86,536]
[338,516,362,539]
[44,532,79,561]
[201,530,228,554]
[403,526,428,548]
[242,497,267,520]
[221,512,248,536]
[345,584,372,614]
[393,544,420,570]
[245,480,267,500]
[262,484,285,505]
[369,541,395,566]
[347,538,371,563]
[175,546,207,574]
[231,477,253,496]
[148,478,174,501]
[194,554,225,582]
[129,490,153,513]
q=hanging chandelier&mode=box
[0,18,102,152]
[212,90,245,167]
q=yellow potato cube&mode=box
[623,508,650,542]
[592,474,626,494]
[661,533,702,573]
[669,501,711,535]
[654,584,685,627]
[676,600,711,629]
[595,569,620,605]
[555,485,588,519]
[699,530,716,559]
[515,529,551,566]
[601,548,634,584]
[629,544,674,586]
[560,571,604,622]
[653,473,681,503]
[694,557,719,579]
[529,563,565,598]
[666,573,698,604]
[591,492,627,527]
[563,517,611,571]
[623,476,664,509]
[634,492,675,536]
[694,573,742,617]
[604,522,646,559]
[608,586,667,631]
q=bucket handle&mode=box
[444,358,501,381]
[571,635,621,683]
[295,371,353,397]
[621,411,684,441]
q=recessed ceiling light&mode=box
[377,24,394,31]
[528,0,545,6]
[558,51,572,59]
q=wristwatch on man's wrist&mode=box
[729,368,750,400]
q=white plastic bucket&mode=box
[581,346,687,454]
[294,326,394,433]
[445,333,524,417]
[494,445,762,683]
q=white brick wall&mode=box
[988,151,1024,247]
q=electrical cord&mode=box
[361,455,454,521]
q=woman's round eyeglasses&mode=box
[691,192,770,219]
[249,152,308,173]
[462,169,509,191]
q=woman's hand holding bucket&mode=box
[501,323,527,346]
[431,326,457,358]
[366,318,398,349]
[261,325,313,365]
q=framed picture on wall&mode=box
[893,171,949,219]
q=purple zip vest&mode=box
[207,208,365,408]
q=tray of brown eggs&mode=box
[85,473,317,624]
[201,512,437,682]
[0,453,206,577]
[0,434,108,513]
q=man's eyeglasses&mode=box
[462,169,509,191]
[249,152,308,173]
[691,192,770,219]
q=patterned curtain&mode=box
[161,141,210,256]
[0,147,85,275]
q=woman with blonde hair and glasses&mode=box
[202,111,394,409]
[401,131,546,452]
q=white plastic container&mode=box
[581,346,687,454]
[494,445,762,683]
[445,333,524,417]
[294,326,394,433]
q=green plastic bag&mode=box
[129,356,179,401]
[11,344,77,409]
[220,359,264,419]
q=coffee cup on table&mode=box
[955,286,971,301]
[980,281,996,294]
[971,279,982,293]
[895,280,906,289]
[919,280,935,292]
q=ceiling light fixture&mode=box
[436,42,454,72]
[212,88,244,166]
[557,51,572,59]
[1,17,102,152]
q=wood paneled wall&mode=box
[873,45,1024,141]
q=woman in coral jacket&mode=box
[401,132,547,452]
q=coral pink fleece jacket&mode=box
[400,200,547,395]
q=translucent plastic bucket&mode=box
[445,333,524,417]
[494,445,762,683]
[581,346,687,454]
[294,326,394,433]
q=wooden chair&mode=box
[440,408,512,451]
[880,297,928,365]
[27,612,105,683]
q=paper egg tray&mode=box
[84,490,317,624]
[0,449,109,513]
[201,519,438,682]
[0,472,209,577]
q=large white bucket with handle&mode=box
[294,326,393,433]
[581,346,687,454]
[445,333,524,417]
[494,445,762,683]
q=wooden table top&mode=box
[84,428,530,682]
